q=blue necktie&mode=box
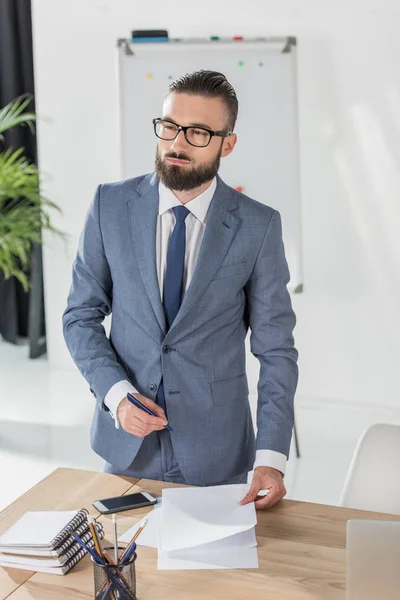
[156,205,190,413]
[163,205,190,329]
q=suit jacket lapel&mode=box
[166,175,240,338]
[128,173,166,335]
[128,173,240,339]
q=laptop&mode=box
[347,519,400,600]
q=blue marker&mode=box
[131,37,168,43]
[121,542,137,565]
[73,534,102,564]
[131,29,169,43]
[127,392,173,432]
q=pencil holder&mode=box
[92,546,137,600]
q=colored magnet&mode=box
[145,73,152,80]
[235,186,244,193]
[237,60,244,67]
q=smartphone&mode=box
[92,491,158,514]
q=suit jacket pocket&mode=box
[212,260,247,281]
[210,373,249,406]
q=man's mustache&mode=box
[165,152,192,162]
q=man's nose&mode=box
[170,129,189,152]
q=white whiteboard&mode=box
[117,38,302,292]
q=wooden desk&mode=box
[1,468,399,599]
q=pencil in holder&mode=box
[92,546,137,600]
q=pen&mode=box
[127,392,173,432]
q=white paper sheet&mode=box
[119,485,259,570]
[0,511,81,548]
[160,484,256,552]
[118,503,161,549]
[158,484,258,570]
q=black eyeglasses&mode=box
[152,118,232,148]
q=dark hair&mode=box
[169,70,238,132]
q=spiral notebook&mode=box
[0,546,91,575]
[0,508,104,575]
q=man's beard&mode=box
[155,146,222,191]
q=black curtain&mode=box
[0,0,45,354]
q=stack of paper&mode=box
[0,510,103,575]
[120,484,258,570]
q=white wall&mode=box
[32,0,400,407]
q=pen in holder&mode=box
[92,547,137,600]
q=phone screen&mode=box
[98,492,154,511]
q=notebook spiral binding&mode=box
[51,508,89,549]
[61,518,105,573]
[64,545,90,573]
[63,535,95,562]
[55,520,104,556]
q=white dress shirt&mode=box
[104,178,287,475]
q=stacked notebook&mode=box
[0,508,104,575]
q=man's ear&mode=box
[221,133,237,158]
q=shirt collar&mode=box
[158,177,217,224]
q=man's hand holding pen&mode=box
[117,393,168,437]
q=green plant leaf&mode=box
[0,95,36,140]
[0,96,65,290]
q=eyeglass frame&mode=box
[152,118,233,148]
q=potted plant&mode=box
[0,95,62,291]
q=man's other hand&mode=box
[240,466,286,509]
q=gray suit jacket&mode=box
[63,173,298,485]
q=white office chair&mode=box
[340,423,400,514]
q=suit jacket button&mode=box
[148,383,157,392]
[162,345,170,354]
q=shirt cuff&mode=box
[253,450,287,475]
[103,380,138,429]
